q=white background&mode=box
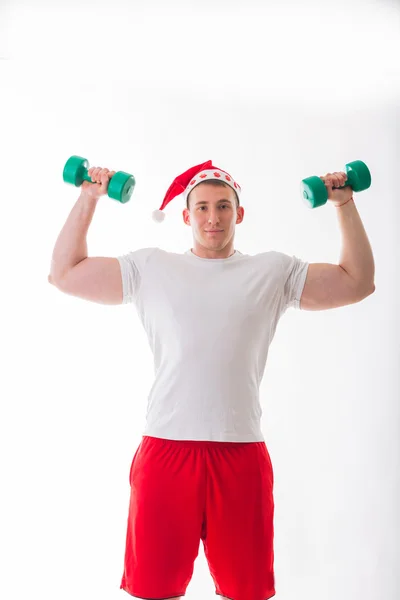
[1,1,399,599]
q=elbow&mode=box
[48,274,60,286]
[359,282,375,299]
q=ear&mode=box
[236,206,245,223]
[183,208,191,226]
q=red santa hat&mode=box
[152,160,242,222]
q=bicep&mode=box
[53,257,123,305]
[300,263,366,311]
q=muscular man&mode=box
[49,160,375,600]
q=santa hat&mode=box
[152,160,242,222]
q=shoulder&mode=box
[251,250,306,272]
[116,247,160,271]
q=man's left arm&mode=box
[300,170,375,311]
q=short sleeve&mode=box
[116,247,158,304]
[282,254,309,310]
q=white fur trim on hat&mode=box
[183,169,241,201]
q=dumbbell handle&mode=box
[78,164,108,185]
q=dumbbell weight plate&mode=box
[345,160,371,192]
[108,171,136,204]
[301,176,328,209]
[63,156,89,187]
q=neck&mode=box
[191,242,235,259]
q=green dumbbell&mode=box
[63,155,136,204]
[301,160,371,209]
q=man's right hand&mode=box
[81,166,117,200]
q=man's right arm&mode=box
[49,192,124,305]
[50,192,99,283]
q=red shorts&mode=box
[120,435,275,600]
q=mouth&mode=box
[205,230,223,233]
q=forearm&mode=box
[335,198,375,291]
[49,193,99,283]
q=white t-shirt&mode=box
[117,248,309,442]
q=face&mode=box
[182,183,244,258]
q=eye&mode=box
[199,205,228,210]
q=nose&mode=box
[208,211,220,226]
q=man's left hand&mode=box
[320,171,353,207]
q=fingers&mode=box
[88,166,115,187]
[320,171,348,188]
[88,166,108,182]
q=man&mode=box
[49,159,375,600]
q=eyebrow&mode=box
[194,199,233,206]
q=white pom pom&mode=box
[152,209,166,223]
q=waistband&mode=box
[143,435,265,449]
